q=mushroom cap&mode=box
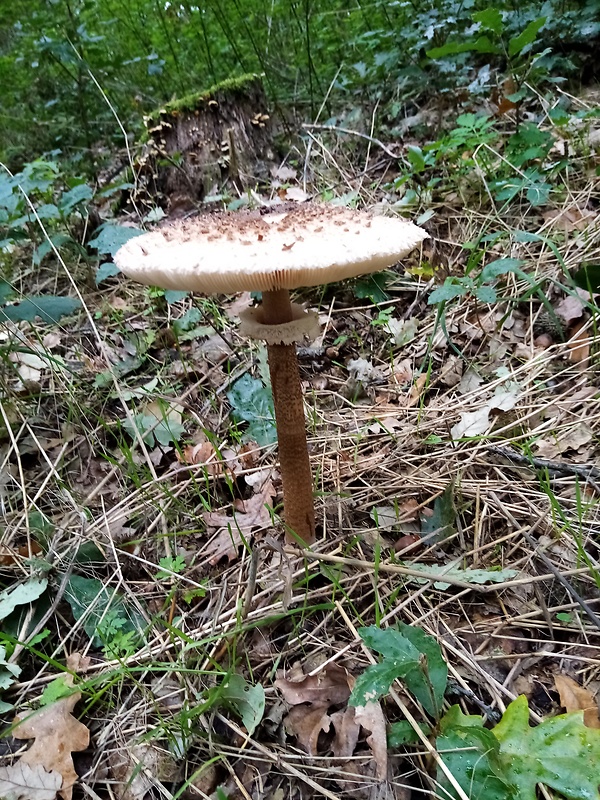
[114,203,428,293]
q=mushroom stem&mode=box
[261,289,316,545]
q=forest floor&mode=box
[1,90,600,800]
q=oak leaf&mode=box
[0,762,62,800]
[555,674,600,729]
[12,690,89,800]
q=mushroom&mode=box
[114,203,428,546]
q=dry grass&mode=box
[1,118,600,800]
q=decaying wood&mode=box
[137,74,274,213]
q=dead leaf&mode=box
[284,704,332,754]
[0,762,62,800]
[177,440,220,474]
[451,387,520,439]
[330,707,360,757]
[555,290,589,325]
[201,480,276,564]
[535,423,594,459]
[283,186,310,202]
[275,664,352,706]
[108,743,180,800]
[567,320,591,365]
[271,164,297,182]
[355,702,388,781]
[12,691,89,800]
[555,675,600,728]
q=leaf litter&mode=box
[3,87,600,800]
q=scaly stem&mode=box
[261,289,316,545]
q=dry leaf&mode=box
[535,423,594,459]
[108,743,180,800]
[555,291,588,325]
[271,165,297,182]
[275,664,352,706]
[354,702,388,781]
[330,707,361,758]
[0,762,62,800]
[555,675,600,728]
[177,441,220,474]
[12,691,90,800]
[567,320,591,365]
[451,387,519,439]
[284,704,333,754]
[201,480,276,564]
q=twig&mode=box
[302,123,407,164]
[487,444,600,490]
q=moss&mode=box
[146,73,264,125]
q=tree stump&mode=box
[137,74,274,215]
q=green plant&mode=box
[352,624,600,800]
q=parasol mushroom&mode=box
[114,203,428,546]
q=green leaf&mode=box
[221,674,265,735]
[473,8,504,34]
[40,676,77,706]
[227,374,277,447]
[438,697,600,800]
[0,295,81,324]
[353,273,390,304]
[494,695,600,800]
[388,720,430,747]
[0,645,21,710]
[508,17,546,57]
[437,705,513,800]
[64,574,146,649]
[123,411,186,447]
[475,285,496,303]
[406,562,518,590]
[88,224,145,256]
[428,280,469,305]
[397,622,448,719]
[96,262,121,284]
[350,627,421,707]
[427,36,500,59]
[421,483,455,543]
[164,290,189,304]
[407,145,426,173]
[0,579,48,622]
[480,258,525,282]
[58,183,93,214]
[572,263,600,293]
[33,233,79,265]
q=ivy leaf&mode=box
[227,374,276,446]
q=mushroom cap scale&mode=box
[114,204,428,294]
